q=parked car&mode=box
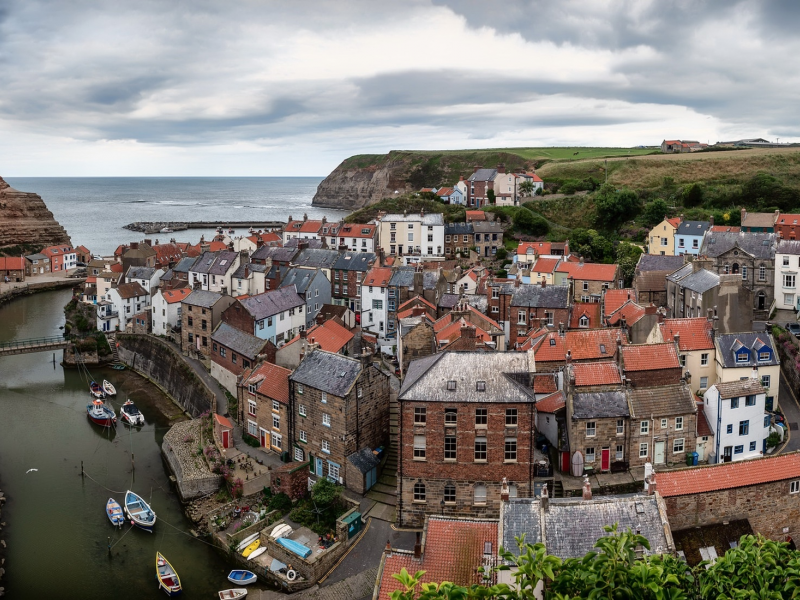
[787,322,800,336]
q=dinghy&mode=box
[125,490,157,531]
[102,380,117,396]
[106,498,125,527]
[235,532,260,552]
[248,546,267,561]
[120,400,145,426]
[111,364,125,370]
[270,523,292,539]
[227,570,257,586]
[241,539,260,558]
[218,590,247,599]
[156,552,182,596]
[87,399,116,428]
[89,381,106,399]
[277,537,312,558]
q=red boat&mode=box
[87,399,117,428]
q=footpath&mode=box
[251,566,379,600]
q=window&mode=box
[679,354,686,367]
[675,416,683,430]
[322,413,331,427]
[414,407,426,424]
[298,404,306,417]
[321,439,330,453]
[731,397,740,409]
[545,311,554,326]
[673,438,685,453]
[294,447,304,461]
[474,436,487,461]
[444,483,456,503]
[759,265,766,281]
[328,461,340,482]
[413,482,426,502]
[583,281,589,291]
[273,414,280,430]
[579,315,589,328]
[734,445,744,454]
[639,443,648,458]
[785,294,795,306]
[785,274,796,288]
[700,376,708,389]
[248,400,256,416]
[745,395,756,406]
[762,375,771,388]
[357,386,363,398]
[727,424,733,434]
[742,266,747,279]
[372,299,383,310]
[476,381,486,392]
[749,441,757,452]
[474,484,487,504]
[791,481,800,494]
[700,353,709,366]
[445,408,457,425]
[299,430,307,442]
[475,408,487,426]
[765,415,771,428]
[506,408,518,426]
[616,444,624,460]
[616,419,625,435]
[640,420,649,435]
[758,351,771,362]
[271,432,282,449]
[517,311,526,325]
[504,438,517,461]
[321,392,327,404]
[297,384,304,395]
[739,420,749,436]
[446,380,457,391]
[585,447,595,463]
[444,435,457,460]
[247,420,258,437]
[586,421,596,437]
[660,418,668,429]
[413,435,426,459]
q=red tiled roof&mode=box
[532,257,560,273]
[151,243,184,266]
[656,453,800,497]
[0,257,25,270]
[436,318,491,345]
[363,266,393,287]
[397,307,435,322]
[244,361,291,404]
[606,301,646,326]
[247,232,282,245]
[517,241,555,256]
[162,288,192,304]
[41,245,74,258]
[710,226,740,233]
[569,302,602,329]
[305,319,354,353]
[338,223,377,238]
[621,343,679,371]
[660,318,714,351]
[299,220,324,234]
[465,210,486,221]
[666,217,682,228]
[696,402,713,437]
[398,295,436,312]
[85,276,97,284]
[109,263,123,273]
[532,373,558,394]
[436,187,454,197]
[573,361,621,386]
[603,289,637,317]
[214,413,233,428]
[777,213,800,225]
[556,261,618,282]
[534,329,626,363]
[377,517,498,600]
[536,391,565,413]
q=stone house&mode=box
[397,311,436,376]
[221,287,306,346]
[331,251,376,313]
[633,254,686,307]
[275,317,355,370]
[619,342,682,388]
[290,350,390,492]
[180,290,236,358]
[210,322,272,395]
[130,309,151,334]
[0,256,25,282]
[555,260,621,303]
[24,253,50,276]
[75,245,92,265]
[739,208,777,233]
[649,317,716,395]
[397,352,537,527]
[120,241,157,271]
[239,361,292,458]
[125,266,164,296]
[472,220,503,258]
[444,222,473,258]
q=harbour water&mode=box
[5,177,348,256]
[0,290,249,598]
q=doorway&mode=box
[601,448,611,471]
[723,446,733,462]
[654,441,666,464]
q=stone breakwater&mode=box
[162,420,222,501]
[124,221,285,234]
[0,488,5,597]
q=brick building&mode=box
[555,260,621,303]
[444,222,473,258]
[180,290,235,358]
[331,251,375,313]
[239,361,292,458]
[619,342,681,388]
[529,328,628,371]
[397,352,537,527]
[508,282,571,339]
[290,350,390,492]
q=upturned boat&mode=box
[120,400,145,426]
[89,381,106,399]
[156,552,182,596]
[106,498,125,527]
[87,399,116,427]
[102,380,117,396]
[125,490,157,531]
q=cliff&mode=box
[312,150,537,210]
[0,176,71,249]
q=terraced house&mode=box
[239,361,292,459]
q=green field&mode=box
[400,146,657,161]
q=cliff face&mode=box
[0,176,71,248]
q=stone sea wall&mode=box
[0,279,81,308]
[162,420,222,501]
[116,334,214,417]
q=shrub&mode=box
[268,492,292,513]
[242,432,260,447]
[496,269,508,278]
[766,431,781,448]
[495,247,507,261]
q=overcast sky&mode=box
[1,0,798,176]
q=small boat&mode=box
[125,490,157,531]
[89,381,106,399]
[120,400,145,426]
[156,552,182,596]
[235,532,260,552]
[160,227,174,233]
[270,523,292,539]
[228,228,235,234]
[241,539,260,558]
[218,589,248,599]
[106,498,125,527]
[102,379,117,396]
[248,546,267,561]
[277,537,312,559]
[110,363,126,370]
[216,226,224,234]
[87,399,116,428]
[227,570,257,586]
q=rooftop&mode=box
[713,378,767,398]
[239,287,304,320]
[716,332,778,368]
[659,318,714,351]
[621,343,680,371]
[534,329,626,363]
[628,383,696,418]
[160,287,192,304]
[556,261,618,282]
[572,390,629,419]
[289,349,362,397]
[211,322,269,359]
[381,213,445,226]
[573,361,621,386]
[676,220,711,235]
[700,231,775,260]
[510,284,570,309]
[536,391,566,413]
[242,361,291,404]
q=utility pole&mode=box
[605,159,608,184]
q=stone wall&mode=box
[116,333,215,417]
[0,279,81,308]
[271,461,310,500]
[162,420,222,501]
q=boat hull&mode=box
[120,402,145,426]
[87,404,117,428]
[106,498,125,527]
[227,570,257,586]
[218,590,248,599]
[125,490,157,531]
[102,380,117,396]
[156,553,182,596]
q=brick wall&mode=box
[508,305,570,338]
[344,364,390,459]
[221,301,255,336]
[401,322,435,373]
[238,385,290,458]
[271,461,310,500]
[568,416,628,471]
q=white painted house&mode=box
[774,239,800,312]
[360,266,393,348]
[126,266,165,296]
[703,378,770,463]
[151,287,192,335]
[376,212,445,262]
[106,282,150,331]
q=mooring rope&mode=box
[110,523,136,549]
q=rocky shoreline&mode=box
[124,221,285,234]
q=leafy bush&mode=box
[268,492,292,514]
[496,269,508,278]
[594,184,641,230]
[642,199,669,227]
[242,432,260,447]
[495,247,507,261]
[767,431,781,449]
[513,209,549,236]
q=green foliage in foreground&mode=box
[390,527,800,600]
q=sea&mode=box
[5,177,349,257]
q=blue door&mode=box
[315,457,324,477]
[365,467,377,491]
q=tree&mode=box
[311,477,340,507]
[519,180,534,197]
[617,242,644,287]
[682,183,704,208]
[642,199,669,227]
[495,247,508,262]
[513,209,549,236]
[594,184,641,230]
[487,189,496,205]
[570,228,614,263]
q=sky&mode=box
[1,0,799,177]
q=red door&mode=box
[561,451,570,473]
[601,448,611,471]
[260,429,268,448]
[222,429,230,449]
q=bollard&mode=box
[81,460,84,478]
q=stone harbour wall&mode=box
[162,420,222,501]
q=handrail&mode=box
[0,336,68,350]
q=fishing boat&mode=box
[218,589,247,599]
[227,571,257,586]
[248,546,267,561]
[156,552,182,596]
[235,532,260,553]
[120,400,145,426]
[89,381,106,399]
[277,537,312,559]
[125,490,157,531]
[216,226,224,234]
[106,498,125,527]
[102,380,117,396]
[228,228,235,234]
[241,539,260,558]
[87,399,116,427]
[110,364,126,371]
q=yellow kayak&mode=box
[241,539,261,558]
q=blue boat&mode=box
[227,570,257,586]
[124,490,157,532]
[277,536,312,558]
[106,498,124,527]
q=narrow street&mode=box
[778,372,800,453]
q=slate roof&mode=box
[467,168,497,182]
[231,262,268,279]
[681,269,720,293]
[628,383,696,418]
[716,332,778,368]
[501,496,671,560]
[573,361,621,386]
[572,390,629,419]
[472,220,503,233]
[211,322,268,358]
[284,238,325,249]
[126,266,156,281]
[621,343,680,371]
[400,352,535,403]
[183,289,223,308]
[346,447,380,474]
[656,453,800,497]
[289,350,362,397]
[438,293,459,309]
[190,251,237,275]
[389,266,416,288]
[279,267,322,294]
[239,287,304,320]
[172,256,197,273]
[659,318,714,351]
[464,294,487,313]
[115,282,148,299]
[381,213,445,226]
[714,378,767,398]
[445,222,473,235]
[510,284,570,308]
[536,391,566,413]
[243,361,291,404]
[251,245,299,263]
[777,240,800,256]
[636,253,686,273]
[700,231,775,259]
[333,251,375,272]
[292,248,341,269]
[676,221,711,236]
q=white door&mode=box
[696,440,706,462]
[654,441,666,464]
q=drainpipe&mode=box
[529,401,534,496]
[398,398,403,527]
[716,390,722,463]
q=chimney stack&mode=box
[322,216,327,224]
[709,215,714,227]
[566,350,572,364]
[514,276,521,288]
[541,278,546,288]
[414,531,422,559]
[582,475,592,501]
[647,473,657,496]
[303,213,308,222]
[579,255,584,266]
[131,242,139,250]
[315,312,325,325]
[558,322,565,337]
[500,477,510,502]
[497,163,506,174]
[300,329,307,340]
[741,207,747,225]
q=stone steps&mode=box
[370,482,397,495]
[365,490,397,506]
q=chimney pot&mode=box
[582,475,592,501]
[541,278,546,288]
[500,477,510,502]
[540,482,549,511]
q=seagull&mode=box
[26,469,38,474]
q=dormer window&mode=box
[759,351,771,362]
[579,315,589,328]
[447,380,457,391]
[736,351,749,364]
[600,344,607,354]
[476,381,486,392]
